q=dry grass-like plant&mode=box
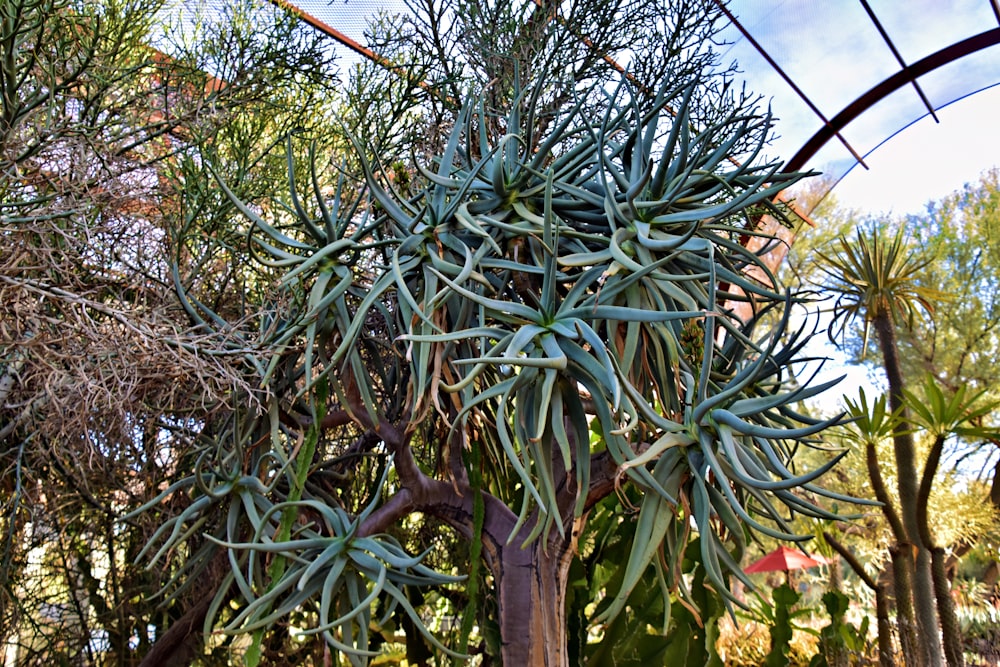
[1,211,255,452]
[0,186,259,661]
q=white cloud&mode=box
[832,83,1000,216]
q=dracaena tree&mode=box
[137,44,868,663]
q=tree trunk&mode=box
[931,547,964,667]
[917,437,964,667]
[378,468,596,667]
[985,461,1000,592]
[874,311,943,667]
[914,549,944,667]
[138,587,216,667]
[874,581,895,667]
[495,524,579,666]
[866,442,922,667]
[891,545,925,667]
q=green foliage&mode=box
[810,189,1000,667]
[144,54,873,656]
[904,373,999,442]
[749,583,813,667]
[895,169,1000,396]
[579,531,724,667]
[840,388,899,447]
[952,578,1000,641]
[809,590,871,667]
[214,473,466,665]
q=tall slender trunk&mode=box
[873,311,943,667]
[913,549,943,667]
[874,581,895,667]
[495,516,582,666]
[866,443,922,667]
[490,435,617,664]
[984,461,1000,589]
[891,545,924,667]
[918,436,964,667]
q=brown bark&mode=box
[918,438,964,667]
[496,530,578,666]
[891,545,924,667]
[138,556,229,667]
[991,458,1000,508]
[873,582,895,667]
[357,455,585,664]
[487,450,618,665]
[985,460,1000,589]
[139,599,212,667]
[866,443,922,667]
[350,391,621,664]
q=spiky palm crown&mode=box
[817,226,940,353]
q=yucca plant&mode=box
[141,65,867,664]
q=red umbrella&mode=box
[744,545,825,575]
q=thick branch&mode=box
[358,476,516,575]
[866,442,907,542]
[138,553,229,667]
[339,377,425,489]
[584,450,618,511]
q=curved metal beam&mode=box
[786,27,1000,173]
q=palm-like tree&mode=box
[817,226,945,667]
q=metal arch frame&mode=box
[785,27,1000,173]
[272,0,1000,183]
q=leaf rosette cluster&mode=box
[151,75,864,657]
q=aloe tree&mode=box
[817,226,944,667]
[128,49,877,661]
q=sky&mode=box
[708,0,1000,219]
[791,83,1000,438]
[831,83,1000,217]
